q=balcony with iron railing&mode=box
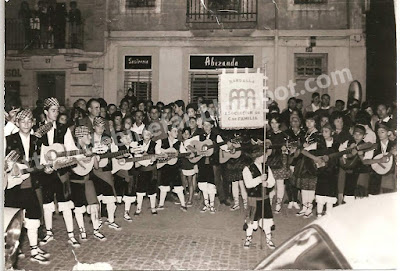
[5,18,84,52]
[186,0,257,29]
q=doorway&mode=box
[37,72,66,105]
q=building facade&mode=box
[5,0,367,110]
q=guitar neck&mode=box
[99,149,130,159]
[58,149,86,157]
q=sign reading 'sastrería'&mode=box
[190,55,254,70]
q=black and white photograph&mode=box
[1,0,398,270]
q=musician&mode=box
[331,111,352,205]
[69,125,106,241]
[131,110,146,138]
[314,123,340,217]
[221,130,251,211]
[5,109,49,264]
[78,98,111,134]
[363,122,396,194]
[37,97,80,248]
[135,129,159,215]
[4,102,21,137]
[242,147,276,249]
[90,117,121,230]
[341,125,373,201]
[115,130,137,223]
[294,112,321,218]
[286,115,305,210]
[156,125,188,212]
[181,127,197,207]
[266,114,291,214]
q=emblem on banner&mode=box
[229,89,257,110]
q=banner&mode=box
[218,68,266,129]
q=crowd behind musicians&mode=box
[3,89,397,264]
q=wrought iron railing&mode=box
[5,18,84,51]
[186,0,257,24]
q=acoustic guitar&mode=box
[314,142,375,169]
[40,143,108,165]
[9,157,84,183]
[371,153,394,175]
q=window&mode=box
[126,0,156,8]
[120,0,161,13]
[295,55,326,77]
[294,0,327,4]
[186,0,257,24]
[189,72,219,102]
[124,71,152,101]
[294,54,328,105]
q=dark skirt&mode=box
[223,157,248,183]
[253,199,273,221]
[344,172,358,196]
[315,173,338,197]
[296,177,317,190]
[40,171,71,203]
[160,164,181,187]
[198,163,215,184]
[136,170,157,195]
[70,182,88,208]
[4,186,41,219]
[91,170,115,197]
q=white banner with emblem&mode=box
[218,68,267,129]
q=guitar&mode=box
[314,142,375,169]
[339,143,378,170]
[40,143,108,165]
[186,139,229,163]
[371,153,394,175]
[8,157,84,184]
[155,148,192,169]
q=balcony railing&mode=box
[5,18,84,51]
[187,0,257,25]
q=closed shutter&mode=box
[124,71,152,101]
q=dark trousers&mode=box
[213,165,226,202]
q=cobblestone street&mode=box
[16,197,312,270]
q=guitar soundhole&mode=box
[118,159,126,165]
[46,150,58,162]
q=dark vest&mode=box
[6,133,40,188]
[160,138,180,151]
[138,140,157,155]
[246,163,268,198]
[37,122,69,146]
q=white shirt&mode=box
[131,123,145,136]
[325,138,333,148]
[19,132,30,162]
[363,125,377,144]
[4,121,19,137]
[311,103,320,112]
[243,163,275,189]
[380,140,389,154]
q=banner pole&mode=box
[260,63,267,249]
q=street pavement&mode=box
[15,196,313,270]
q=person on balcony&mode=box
[54,3,67,49]
[18,1,32,49]
[68,1,82,49]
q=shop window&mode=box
[124,71,152,101]
[189,72,219,102]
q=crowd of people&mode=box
[3,89,397,265]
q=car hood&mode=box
[310,193,398,269]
